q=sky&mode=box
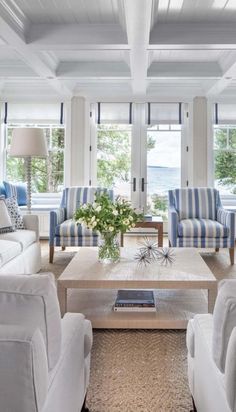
[147,131,181,168]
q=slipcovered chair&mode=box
[49,186,114,263]
[168,188,235,264]
[187,279,236,412]
[0,273,92,412]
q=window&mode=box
[6,124,64,193]
[146,124,182,219]
[214,126,236,195]
[97,124,132,200]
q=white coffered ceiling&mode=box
[1,0,236,101]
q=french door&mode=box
[91,103,185,217]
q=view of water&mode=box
[147,166,180,196]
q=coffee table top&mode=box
[58,247,216,288]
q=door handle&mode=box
[133,177,136,192]
[141,178,145,192]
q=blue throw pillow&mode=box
[3,181,27,206]
[0,182,6,197]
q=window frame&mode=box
[4,122,65,196]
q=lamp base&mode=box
[26,157,32,214]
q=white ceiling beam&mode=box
[26,23,128,50]
[56,61,130,78]
[124,0,152,97]
[150,22,236,49]
[148,62,222,78]
[206,53,236,96]
[0,6,73,97]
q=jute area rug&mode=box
[41,241,236,412]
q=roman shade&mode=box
[214,103,236,125]
[146,102,182,125]
[4,102,64,124]
[96,102,132,124]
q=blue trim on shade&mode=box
[60,102,64,125]
[4,102,7,124]
[129,103,132,124]
[179,102,182,124]
[215,103,218,125]
[147,103,151,125]
[97,102,101,124]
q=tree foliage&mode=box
[97,125,155,188]
[214,128,236,194]
[7,127,64,193]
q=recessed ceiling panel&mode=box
[14,0,125,24]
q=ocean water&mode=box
[147,166,180,196]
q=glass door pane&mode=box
[97,124,132,200]
[146,125,182,219]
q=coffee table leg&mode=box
[208,286,217,313]
[58,283,67,317]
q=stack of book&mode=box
[113,290,156,312]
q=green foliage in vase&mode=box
[73,192,143,235]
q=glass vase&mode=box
[98,233,120,264]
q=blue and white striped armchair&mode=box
[168,188,235,264]
[49,187,113,263]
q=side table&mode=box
[121,216,163,247]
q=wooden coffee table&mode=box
[57,247,217,329]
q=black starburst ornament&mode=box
[134,250,152,266]
[138,236,159,260]
[156,247,175,266]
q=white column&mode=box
[192,96,208,187]
[69,96,90,186]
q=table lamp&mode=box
[10,128,47,213]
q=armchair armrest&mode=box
[217,208,235,245]
[225,327,236,412]
[168,205,178,246]
[45,313,92,412]
[23,214,39,241]
[49,208,66,246]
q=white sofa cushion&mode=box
[0,273,61,370]
[0,239,21,267]
[0,229,36,251]
[186,319,195,358]
[0,325,48,412]
[213,279,236,373]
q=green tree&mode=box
[7,127,64,193]
[215,128,236,194]
[97,125,155,188]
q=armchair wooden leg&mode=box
[81,395,89,412]
[215,248,219,252]
[49,246,54,263]
[61,246,66,251]
[229,247,235,265]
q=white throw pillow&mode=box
[0,198,14,233]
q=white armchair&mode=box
[0,273,92,412]
[187,279,236,412]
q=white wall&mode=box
[69,96,90,186]
[192,96,208,187]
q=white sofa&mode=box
[187,279,236,412]
[0,273,92,412]
[0,214,41,274]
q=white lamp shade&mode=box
[10,128,47,157]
